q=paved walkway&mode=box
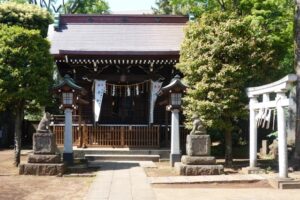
[85,161,157,200]
[149,174,266,184]
[84,161,300,200]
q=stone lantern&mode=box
[159,75,187,167]
[52,74,86,164]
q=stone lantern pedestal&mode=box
[175,135,224,175]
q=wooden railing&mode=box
[51,124,160,148]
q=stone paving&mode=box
[149,174,266,184]
[84,161,157,200]
[84,159,300,200]
[154,188,300,200]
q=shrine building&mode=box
[48,14,189,148]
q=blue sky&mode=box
[106,0,157,11]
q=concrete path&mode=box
[150,174,266,184]
[154,188,300,200]
[85,161,157,200]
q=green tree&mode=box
[0,2,53,37]
[177,12,279,166]
[240,0,294,74]
[152,0,211,15]
[160,0,294,73]
[0,0,110,14]
[152,0,174,14]
[0,25,53,166]
[63,0,109,14]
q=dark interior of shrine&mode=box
[56,55,183,125]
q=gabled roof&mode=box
[48,14,188,57]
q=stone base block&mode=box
[268,178,300,189]
[186,135,210,156]
[181,155,216,165]
[33,132,56,154]
[170,153,181,167]
[63,153,74,165]
[241,167,265,174]
[19,163,65,176]
[28,154,61,163]
[175,163,224,175]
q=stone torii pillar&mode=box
[276,91,288,178]
[249,96,258,168]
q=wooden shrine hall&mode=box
[48,14,189,148]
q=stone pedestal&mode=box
[33,132,56,154]
[19,131,65,176]
[176,135,224,176]
[19,163,65,176]
[186,135,211,156]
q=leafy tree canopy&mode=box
[0,2,53,37]
[63,0,109,14]
[240,0,294,74]
[0,0,110,14]
[152,0,232,15]
[176,11,283,165]
[0,24,53,110]
[152,0,173,14]
[177,12,278,130]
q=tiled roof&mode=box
[48,15,188,56]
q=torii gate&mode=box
[246,74,297,178]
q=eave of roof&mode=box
[57,50,180,56]
[59,14,189,25]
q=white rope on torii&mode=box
[246,74,297,179]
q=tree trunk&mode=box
[14,103,24,167]
[294,0,300,160]
[225,129,233,167]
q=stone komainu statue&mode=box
[37,112,51,133]
[190,115,207,135]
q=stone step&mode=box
[269,178,300,189]
[280,181,300,189]
[85,154,160,162]
[72,147,170,159]
[150,174,266,184]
